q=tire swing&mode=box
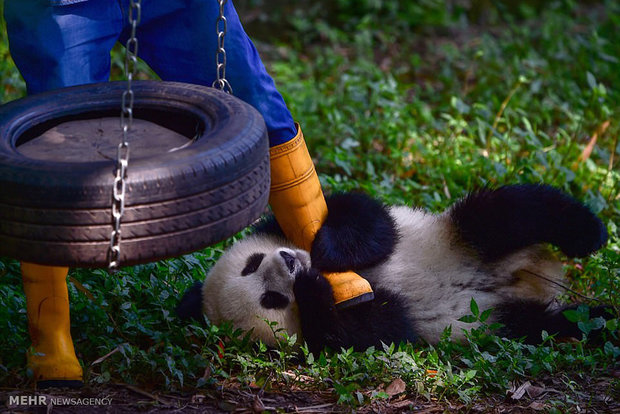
[0,3,269,269]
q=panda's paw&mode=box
[312,192,398,272]
[294,268,334,307]
[556,204,608,257]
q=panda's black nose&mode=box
[279,251,296,273]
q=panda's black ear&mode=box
[252,214,285,238]
[176,282,205,322]
[311,192,398,272]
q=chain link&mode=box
[212,0,232,94]
[109,0,142,270]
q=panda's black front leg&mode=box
[310,193,398,272]
[294,269,418,354]
[450,184,607,262]
[293,268,344,354]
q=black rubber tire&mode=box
[0,81,270,267]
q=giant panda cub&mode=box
[177,184,610,354]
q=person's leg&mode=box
[5,0,123,387]
[125,0,372,306]
[21,263,82,388]
[119,0,296,144]
[4,0,123,94]
[268,126,374,307]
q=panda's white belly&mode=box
[363,206,505,343]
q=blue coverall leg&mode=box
[4,0,296,144]
[3,0,372,387]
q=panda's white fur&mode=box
[201,234,309,346]
[179,185,608,351]
[364,206,563,341]
[198,205,564,344]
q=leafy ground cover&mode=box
[1,0,619,411]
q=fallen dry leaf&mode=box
[253,394,265,413]
[508,381,531,400]
[385,378,407,397]
[91,345,121,366]
[572,120,610,169]
[391,399,415,409]
[525,384,546,399]
[426,369,438,378]
[191,394,206,404]
[528,401,546,411]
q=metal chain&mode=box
[109,0,142,270]
[212,0,233,94]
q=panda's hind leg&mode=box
[495,300,613,344]
[450,184,607,262]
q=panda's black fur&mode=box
[178,184,610,354]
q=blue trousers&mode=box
[4,0,296,146]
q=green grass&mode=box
[1,0,619,410]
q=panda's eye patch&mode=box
[241,253,265,276]
[260,291,290,309]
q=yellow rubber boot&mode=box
[21,262,83,388]
[269,124,374,308]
